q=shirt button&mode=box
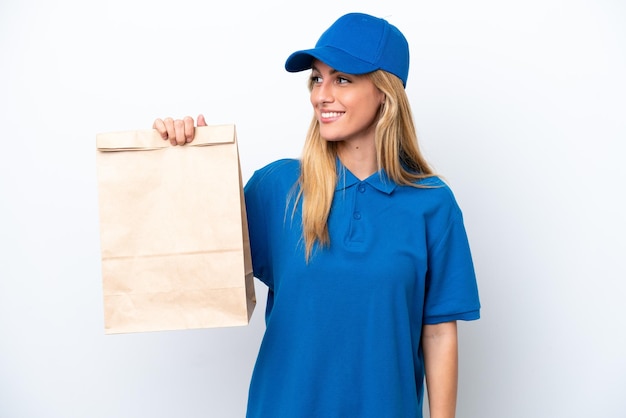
[358,184,366,193]
[353,212,361,220]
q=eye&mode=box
[337,76,350,84]
[309,75,322,84]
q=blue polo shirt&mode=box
[244,158,480,418]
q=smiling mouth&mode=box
[320,111,344,118]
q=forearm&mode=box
[422,321,458,418]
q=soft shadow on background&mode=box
[1,1,624,417]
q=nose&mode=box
[312,80,334,106]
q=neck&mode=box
[337,140,377,180]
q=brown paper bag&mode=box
[96,124,255,334]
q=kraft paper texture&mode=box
[96,124,255,334]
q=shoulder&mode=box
[245,158,300,194]
[403,176,462,211]
[388,175,467,234]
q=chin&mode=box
[319,128,344,143]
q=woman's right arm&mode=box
[152,114,207,146]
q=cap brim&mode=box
[285,46,378,75]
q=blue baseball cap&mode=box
[285,12,410,87]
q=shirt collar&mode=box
[335,157,397,195]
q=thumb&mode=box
[197,114,208,126]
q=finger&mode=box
[197,114,207,127]
[152,118,168,140]
[183,116,195,143]
[163,118,177,146]
[173,119,187,146]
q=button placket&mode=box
[343,182,364,244]
[353,182,366,220]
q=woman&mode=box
[154,12,480,418]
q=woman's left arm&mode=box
[422,320,458,418]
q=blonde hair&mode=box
[295,70,436,261]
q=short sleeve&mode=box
[423,209,481,324]
[244,169,272,288]
[243,159,300,289]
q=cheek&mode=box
[359,97,383,120]
[351,89,384,115]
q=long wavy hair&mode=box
[294,70,436,261]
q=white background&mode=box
[1,0,625,417]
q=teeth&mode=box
[321,112,342,118]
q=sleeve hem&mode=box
[423,309,480,325]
